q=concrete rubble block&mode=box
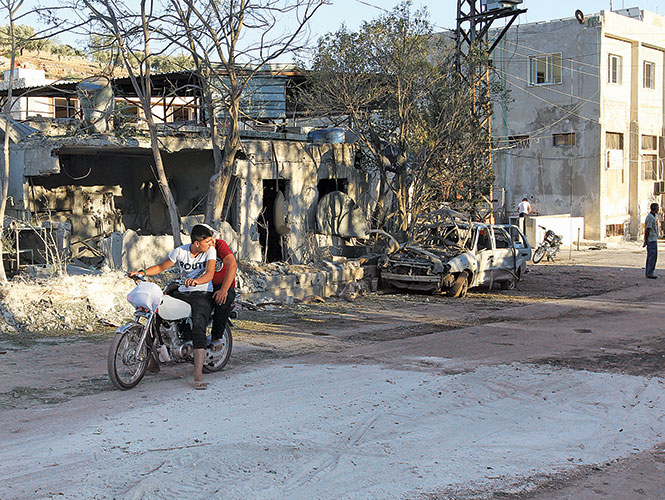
[296,271,329,287]
[100,230,176,271]
[263,274,298,290]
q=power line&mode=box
[499,38,601,70]
[502,78,600,125]
[350,0,389,13]
[495,67,601,106]
[494,43,603,79]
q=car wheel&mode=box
[447,271,469,298]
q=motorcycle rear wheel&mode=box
[108,323,149,390]
[532,245,547,263]
[203,324,233,373]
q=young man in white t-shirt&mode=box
[517,197,532,233]
[130,224,217,389]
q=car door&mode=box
[490,226,515,283]
[507,225,532,271]
[473,224,495,286]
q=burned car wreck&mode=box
[378,210,532,297]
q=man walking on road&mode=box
[643,202,659,279]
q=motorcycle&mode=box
[107,276,234,390]
[532,225,563,263]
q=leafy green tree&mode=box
[303,1,494,235]
[0,23,51,54]
[150,53,194,73]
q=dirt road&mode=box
[1,243,664,499]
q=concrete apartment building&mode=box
[492,7,665,241]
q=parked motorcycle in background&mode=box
[107,276,234,390]
[532,226,563,263]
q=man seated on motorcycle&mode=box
[210,235,237,351]
[129,224,216,389]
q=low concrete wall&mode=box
[237,260,365,304]
[520,215,585,247]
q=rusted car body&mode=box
[378,212,531,297]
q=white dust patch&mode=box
[0,272,134,332]
[1,363,664,499]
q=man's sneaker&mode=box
[647,275,658,279]
[209,338,225,352]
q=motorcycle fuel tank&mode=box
[158,295,192,320]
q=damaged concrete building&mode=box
[491,8,665,243]
[0,66,378,284]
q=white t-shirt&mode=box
[518,200,531,215]
[168,244,217,293]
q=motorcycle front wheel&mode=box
[203,324,233,373]
[532,245,547,263]
[108,323,149,390]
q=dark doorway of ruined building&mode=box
[317,178,348,198]
[259,179,288,262]
[221,175,241,232]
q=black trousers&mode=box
[172,291,213,349]
[212,287,236,340]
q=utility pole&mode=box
[455,0,526,72]
[455,0,526,221]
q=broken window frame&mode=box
[553,132,576,147]
[642,134,657,151]
[605,223,625,238]
[507,135,530,149]
[53,96,80,119]
[529,53,562,86]
[641,154,660,181]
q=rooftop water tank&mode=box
[77,76,114,133]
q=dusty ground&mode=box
[1,242,665,499]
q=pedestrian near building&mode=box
[517,197,532,233]
[643,203,659,279]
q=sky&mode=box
[4,0,663,60]
[307,0,662,39]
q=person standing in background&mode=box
[643,203,659,279]
[517,197,532,233]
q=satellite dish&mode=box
[575,9,585,24]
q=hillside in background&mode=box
[0,50,124,82]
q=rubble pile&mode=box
[0,272,134,334]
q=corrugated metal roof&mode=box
[0,119,40,142]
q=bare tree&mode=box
[0,0,25,281]
[79,0,183,245]
[163,0,326,227]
